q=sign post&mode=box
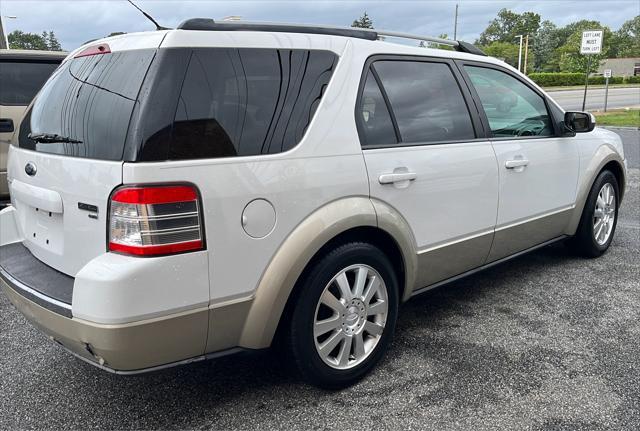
[603,69,611,112]
[580,30,603,111]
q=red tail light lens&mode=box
[109,185,204,256]
[75,43,111,58]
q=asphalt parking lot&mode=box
[1,128,639,430]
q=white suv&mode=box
[0,20,627,388]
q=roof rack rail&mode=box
[177,18,486,56]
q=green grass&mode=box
[593,109,640,127]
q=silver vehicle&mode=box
[0,20,626,388]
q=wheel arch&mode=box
[238,196,417,349]
[566,148,626,235]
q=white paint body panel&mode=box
[364,142,499,250]
[73,251,210,324]
[491,137,580,227]
[6,146,122,276]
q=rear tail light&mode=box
[109,185,204,256]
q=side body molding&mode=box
[237,196,417,349]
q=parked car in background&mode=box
[0,22,627,389]
[0,49,66,200]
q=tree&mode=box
[477,9,541,45]
[352,11,374,29]
[611,16,640,58]
[482,41,520,67]
[45,31,62,51]
[532,20,563,72]
[8,30,62,51]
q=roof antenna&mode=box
[126,0,169,30]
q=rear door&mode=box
[460,63,580,261]
[359,56,499,289]
[6,39,161,276]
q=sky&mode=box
[1,0,639,51]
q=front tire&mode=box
[569,170,619,257]
[285,242,399,389]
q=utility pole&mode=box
[516,35,523,72]
[453,3,459,40]
[523,35,529,74]
[0,15,17,49]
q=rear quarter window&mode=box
[134,48,338,161]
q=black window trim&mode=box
[454,59,565,140]
[355,54,488,151]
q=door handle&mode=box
[378,171,417,185]
[505,158,530,169]
[0,118,14,134]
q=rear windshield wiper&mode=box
[28,133,83,144]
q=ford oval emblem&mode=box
[25,162,37,177]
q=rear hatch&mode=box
[7,34,163,276]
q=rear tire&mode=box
[568,170,619,258]
[285,242,399,389]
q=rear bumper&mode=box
[1,278,210,372]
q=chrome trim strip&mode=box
[0,266,72,311]
[495,205,575,232]
[411,235,567,297]
[417,229,494,255]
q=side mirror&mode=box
[564,111,595,133]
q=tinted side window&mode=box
[373,61,475,144]
[168,48,337,160]
[359,70,397,147]
[464,66,553,138]
[0,61,59,105]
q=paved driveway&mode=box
[1,132,639,431]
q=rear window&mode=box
[131,48,338,161]
[18,49,156,161]
[0,60,60,105]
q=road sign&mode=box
[604,69,612,78]
[581,30,603,54]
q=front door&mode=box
[357,57,499,290]
[461,63,580,261]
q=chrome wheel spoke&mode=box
[335,273,353,301]
[364,320,384,336]
[362,276,379,304]
[314,315,341,337]
[353,332,366,359]
[318,330,344,359]
[337,335,353,367]
[353,266,368,298]
[594,208,604,219]
[320,290,345,313]
[367,299,387,317]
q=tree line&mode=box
[353,10,639,74]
